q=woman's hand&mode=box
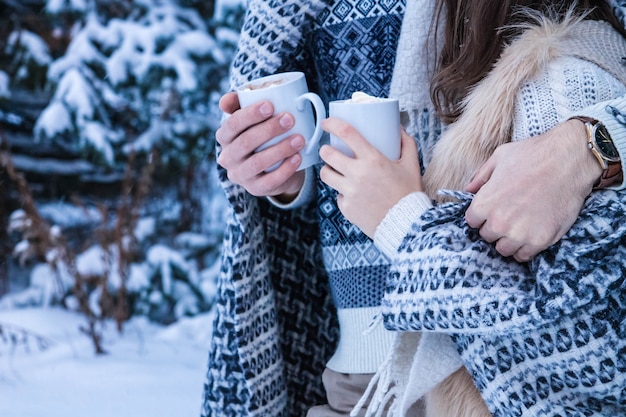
[319,118,423,239]
[216,92,306,201]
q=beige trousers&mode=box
[306,368,425,417]
[306,368,374,417]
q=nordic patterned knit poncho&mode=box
[201,1,626,417]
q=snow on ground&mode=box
[0,307,215,417]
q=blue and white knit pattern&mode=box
[382,190,626,416]
[201,177,340,417]
[310,0,406,311]
[202,0,406,415]
[311,0,405,103]
[228,0,327,87]
[609,0,626,26]
[313,0,406,374]
[202,1,336,416]
[202,1,626,416]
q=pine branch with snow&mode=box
[34,0,237,171]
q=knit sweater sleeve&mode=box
[379,57,626,337]
[227,0,327,88]
[374,191,433,257]
[266,167,316,209]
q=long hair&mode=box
[430,0,626,124]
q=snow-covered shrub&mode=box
[5,204,220,325]
[1,146,219,354]
[132,244,211,324]
[0,71,9,98]
[0,321,53,356]
[0,0,243,350]
[35,0,236,171]
[46,0,88,14]
[3,30,52,91]
[67,240,216,325]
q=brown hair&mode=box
[431,0,626,124]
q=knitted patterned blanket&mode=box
[378,188,626,416]
[201,1,335,416]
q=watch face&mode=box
[595,124,620,160]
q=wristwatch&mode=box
[570,116,623,189]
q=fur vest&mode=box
[424,14,626,198]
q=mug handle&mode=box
[296,92,326,154]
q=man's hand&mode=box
[464,119,602,262]
[216,92,305,200]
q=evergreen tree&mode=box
[35,0,241,172]
[0,0,245,331]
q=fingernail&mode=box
[290,154,301,165]
[290,136,305,149]
[259,102,273,116]
[279,114,294,128]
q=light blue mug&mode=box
[329,96,400,160]
[237,72,326,171]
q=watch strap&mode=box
[597,159,623,189]
[570,116,623,189]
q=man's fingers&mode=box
[224,133,304,178]
[513,245,540,263]
[465,157,496,193]
[218,91,242,114]
[496,238,540,262]
[216,100,277,147]
[464,203,486,230]
[494,237,523,258]
[476,220,500,243]
[488,228,544,262]
[217,112,296,168]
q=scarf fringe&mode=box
[351,348,398,417]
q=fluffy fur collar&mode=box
[423,16,626,200]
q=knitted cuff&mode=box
[374,192,433,258]
[266,167,316,209]
[326,306,395,374]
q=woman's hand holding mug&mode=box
[320,93,423,238]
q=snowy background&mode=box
[1,307,215,417]
[0,0,245,415]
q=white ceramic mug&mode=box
[237,72,326,171]
[329,97,401,160]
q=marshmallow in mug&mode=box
[329,93,401,160]
[346,91,385,103]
